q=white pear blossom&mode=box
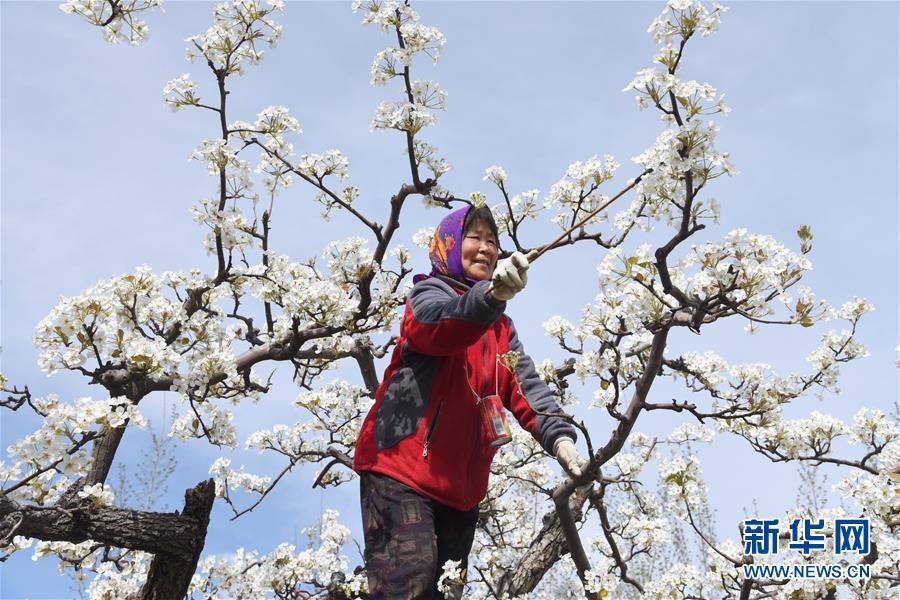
[399,22,445,61]
[659,454,708,517]
[667,422,715,444]
[411,141,451,179]
[544,154,620,230]
[352,0,419,32]
[169,397,237,447]
[76,482,116,508]
[411,79,447,110]
[84,552,152,599]
[543,316,575,339]
[370,100,437,133]
[208,457,271,497]
[492,188,542,238]
[163,74,199,111]
[436,559,465,596]
[582,557,621,597]
[59,0,161,45]
[187,511,365,598]
[412,226,436,249]
[3,396,145,509]
[483,165,507,186]
[641,563,704,599]
[184,0,284,75]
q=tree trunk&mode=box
[86,425,127,486]
[499,484,593,597]
[1,479,215,599]
[141,479,216,599]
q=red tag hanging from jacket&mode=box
[478,394,511,447]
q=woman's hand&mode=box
[553,436,585,478]
[489,251,529,301]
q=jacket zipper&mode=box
[422,399,444,459]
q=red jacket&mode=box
[353,276,576,510]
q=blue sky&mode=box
[1,1,898,597]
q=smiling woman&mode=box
[460,206,500,281]
[352,203,582,598]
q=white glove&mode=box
[553,436,584,478]
[490,251,529,302]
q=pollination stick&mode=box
[487,170,649,293]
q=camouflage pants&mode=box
[359,472,478,600]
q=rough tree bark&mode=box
[497,484,594,597]
[140,479,216,599]
[0,479,215,598]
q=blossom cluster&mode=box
[836,468,900,595]
[549,227,837,400]
[436,559,465,596]
[59,0,162,45]
[187,136,262,237]
[3,395,146,507]
[355,0,451,192]
[618,1,733,236]
[461,426,554,595]
[248,252,357,335]
[163,74,200,112]
[170,398,238,447]
[624,69,727,119]
[667,422,715,444]
[254,104,300,138]
[619,496,672,549]
[76,482,117,508]
[324,237,375,287]
[353,0,417,32]
[482,164,544,239]
[293,379,372,452]
[738,407,898,466]
[581,557,621,597]
[81,551,152,599]
[164,2,300,269]
[648,0,727,45]
[190,196,255,256]
[355,0,445,84]
[32,265,251,403]
[208,456,271,497]
[412,140,452,180]
[670,325,870,428]
[184,0,284,76]
[295,149,348,183]
[607,433,658,479]
[545,247,665,406]
[544,155,620,230]
[412,226,436,250]
[630,121,733,229]
[234,380,372,492]
[681,228,817,318]
[370,99,438,135]
[188,510,366,598]
[642,564,709,599]
[190,139,246,177]
[659,454,708,517]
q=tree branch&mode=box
[140,479,215,599]
[0,480,214,565]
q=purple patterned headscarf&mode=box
[413,206,478,286]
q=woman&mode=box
[353,205,583,599]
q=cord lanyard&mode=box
[465,339,511,447]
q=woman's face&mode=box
[461,220,498,281]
